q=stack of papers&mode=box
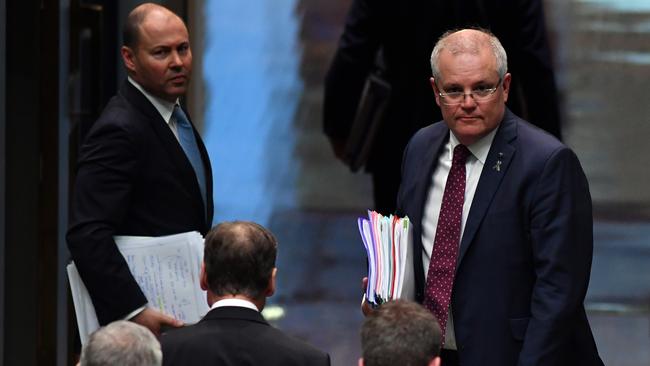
[358,211,414,307]
[67,231,209,344]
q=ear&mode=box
[265,267,277,298]
[199,262,208,291]
[429,356,441,366]
[430,77,442,107]
[121,46,137,74]
[501,72,512,103]
[358,358,364,366]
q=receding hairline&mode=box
[441,29,491,54]
[123,3,186,48]
[207,221,278,251]
[430,28,508,80]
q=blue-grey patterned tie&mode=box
[173,105,207,216]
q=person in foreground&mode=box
[78,320,162,366]
[381,28,604,365]
[360,300,442,366]
[67,2,213,335]
[160,221,331,366]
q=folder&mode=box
[358,211,414,307]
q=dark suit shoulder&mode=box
[409,121,447,145]
[161,307,330,366]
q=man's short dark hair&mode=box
[361,300,442,366]
[204,221,278,299]
[122,4,149,49]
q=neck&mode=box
[208,293,266,311]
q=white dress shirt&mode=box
[211,298,260,312]
[421,128,497,349]
[127,76,180,140]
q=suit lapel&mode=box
[456,110,517,267]
[120,82,208,227]
[411,125,449,301]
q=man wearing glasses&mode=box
[394,29,603,365]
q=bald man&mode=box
[68,3,213,335]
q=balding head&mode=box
[80,321,161,366]
[202,221,278,303]
[430,28,507,81]
[123,3,185,50]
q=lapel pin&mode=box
[493,152,503,172]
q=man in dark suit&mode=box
[67,3,213,335]
[160,221,331,366]
[391,29,603,365]
[360,300,441,366]
[324,0,561,214]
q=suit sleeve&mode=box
[67,118,148,325]
[323,0,383,140]
[518,147,593,365]
[506,0,562,139]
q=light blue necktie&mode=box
[173,105,207,217]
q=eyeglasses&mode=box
[437,79,502,105]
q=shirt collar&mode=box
[210,298,260,312]
[448,126,499,165]
[128,76,177,125]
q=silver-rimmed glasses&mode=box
[437,78,502,105]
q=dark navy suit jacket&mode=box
[161,306,331,366]
[396,109,603,365]
[67,81,213,325]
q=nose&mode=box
[460,92,477,108]
[170,51,183,67]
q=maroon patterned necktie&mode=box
[423,144,470,343]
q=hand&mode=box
[328,137,348,162]
[132,307,183,336]
[361,277,375,317]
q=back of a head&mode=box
[361,300,442,366]
[80,320,162,366]
[204,221,278,300]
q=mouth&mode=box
[169,75,187,83]
[458,115,481,122]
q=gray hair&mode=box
[361,300,442,366]
[430,28,507,81]
[80,321,162,366]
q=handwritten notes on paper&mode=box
[116,232,208,323]
[67,231,207,345]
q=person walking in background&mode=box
[324,0,561,214]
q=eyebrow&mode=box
[441,79,497,89]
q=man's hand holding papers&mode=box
[358,211,414,311]
[68,231,208,343]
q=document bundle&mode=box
[357,211,414,308]
[67,231,209,344]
